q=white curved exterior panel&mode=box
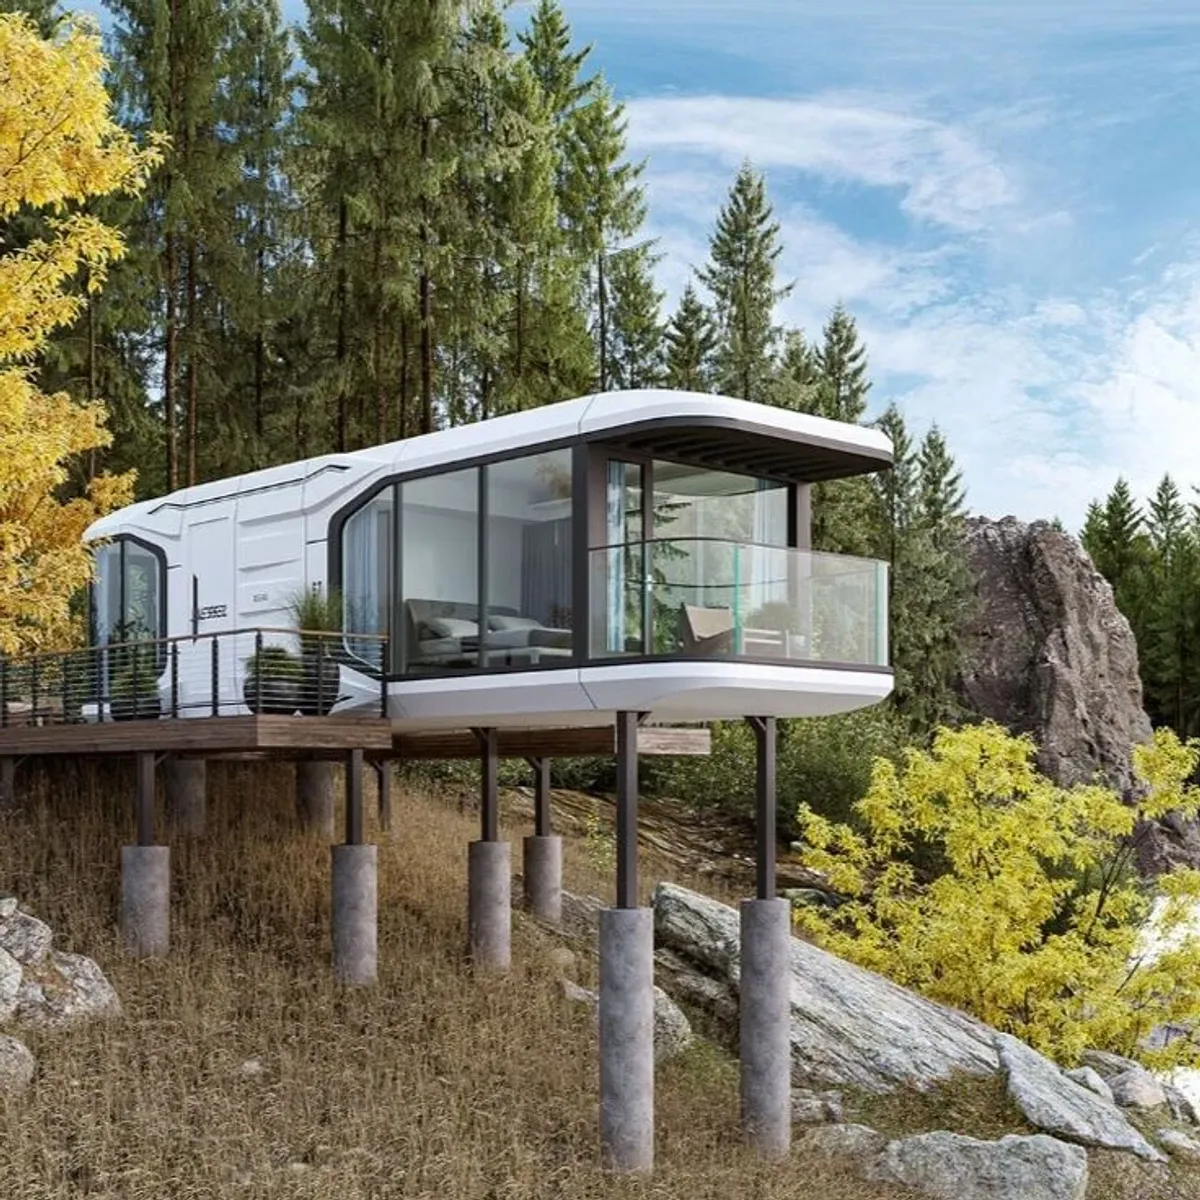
[379,661,892,730]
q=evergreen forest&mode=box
[3,0,976,781]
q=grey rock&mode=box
[1166,1084,1200,1125]
[0,910,52,966]
[0,897,17,920]
[653,882,999,1094]
[545,946,577,981]
[792,1087,844,1124]
[13,950,120,1029]
[0,945,20,1022]
[1108,1067,1167,1110]
[237,1058,266,1079]
[559,890,604,940]
[956,516,1151,797]
[0,1034,34,1096]
[1064,1065,1113,1103]
[869,1131,1088,1200]
[651,985,694,1063]
[797,1123,888,1165]
[1079,1049,1142,1079]
[1157,1128,1200,1162]
[557,977,694,1063]
[996,1033,1164,1161]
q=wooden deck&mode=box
[0,716,710,761]
[0,715,395,758]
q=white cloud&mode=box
[625,94,1019,232]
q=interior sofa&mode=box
[404,599,572,669]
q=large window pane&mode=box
[402,469,479,672]
[483,451,574,669]
[343,488,394,663]
[123,542,162,642]
[92,543,122,645]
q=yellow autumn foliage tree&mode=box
[794,721,1200,1067]
[0,12,162,654]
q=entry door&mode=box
[176,511,239,714]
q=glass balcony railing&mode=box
[588,539,889,668]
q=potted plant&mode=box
[109,643,162,721]
[242,644,304,715]
[287,587,342,716]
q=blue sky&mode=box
[545,0,1200,529]
[83,0,1200,528]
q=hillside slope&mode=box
[0,761,1191,1199]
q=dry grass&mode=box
[4,759,1200,1199]
[0,758,913,1200]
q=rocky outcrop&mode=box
[956,516,1152,796]
[0,901,120,1030]
[995,1034,1163,1161]
[868,1131,1089,1200]
[653,881,999,1094]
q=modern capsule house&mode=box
[82,388,894,728]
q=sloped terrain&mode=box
[0,760,1194,1199]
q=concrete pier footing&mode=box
[297,761,337,838]
[332,843,378,986]
[119,845,170,957]
[739,897,792,1159]
[164,757,207,837]
[467,840,511,970]
[599,906,655,1173]
[522,834,562,926]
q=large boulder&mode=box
[653,882,999,1094]
[995,1034,1163,1161]
[0,902,120,1030]
[956,516,1151,798]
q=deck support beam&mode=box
[120,752,168,957]
[374,760,392,832]
[740,716,790,1159]
[468,728,509,970]
[296,759,337,839]
[332,748,377,985]
[523,757,561,925]
[600,711,654,1173]
[164,756,206,837]
[0,757,15,811]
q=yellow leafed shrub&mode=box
[0,13,163,653]
[793,721,1200,1067]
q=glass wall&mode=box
[342,489,394,662]
[483,450,574,669]
[402,468,480,671]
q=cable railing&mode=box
[0,627,390,726]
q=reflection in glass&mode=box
[343,489,394,662]
[484,451,574,669]
[402,468,480,672]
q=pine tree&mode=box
[1142,476,1200,735]
[918,425,965,527]
[698,162,791,403]
[768,328,820,412]
[219,0,294,469]
[663,282,717,392]
[563,79,646,390]
[605,243,664,389]
[815,302,870,422]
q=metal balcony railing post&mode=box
[379,637,389,717]
[211,636,220,717]
[316,636,325,714]
[170,642,180,717]
[0,658,7,729]
[254,630,263,713]
[31,657,39,723]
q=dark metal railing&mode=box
[0,626,390,727]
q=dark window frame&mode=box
[89,534,169,672]
[327,436,881,682]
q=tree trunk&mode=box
[164,231,179,491]
[374,225,386,444]
[336,196,349,453]
[86,283,98,479]
[398,313,410,439]
[419,117,434,435]
[597,252,607,392]
[185,237,199,487]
